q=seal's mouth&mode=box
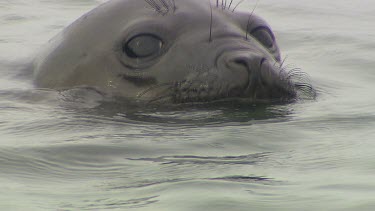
[136,65,316,105]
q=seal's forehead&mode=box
[143,0,177,15]
[230,10,272,28]
[142,0,272,27]
[101,0,268,20]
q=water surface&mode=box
[1,0,375,210]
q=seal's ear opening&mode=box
[123,34,163,58]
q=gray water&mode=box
[1,0,375,210]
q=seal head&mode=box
[34,0,314,104]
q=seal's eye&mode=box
[123,34,163,58]
[251,27,274,49]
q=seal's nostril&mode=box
[234,59,248,68]
[260,58,267,66]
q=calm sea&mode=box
[1,0,375,210]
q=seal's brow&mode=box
[144,0,176,15]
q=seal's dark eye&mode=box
[251,27,274,49]
[123,34,163,58]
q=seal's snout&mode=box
[222,51,297,102]
[225,51,265,76]
[221,51,266,86]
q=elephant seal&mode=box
[33,0,314,104]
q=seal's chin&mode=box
[169,82,298,104]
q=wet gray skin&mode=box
[33,0,314,104]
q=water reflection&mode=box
[58,87,297,125]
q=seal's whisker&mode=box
[136,82,172,99]
[245,0,259,40]
[144,0,162,13]
[145,0,175,15]
[209,0,213,42]
[283,68,317,99]
[232,0,245,12]
[171,0,176,11]
[277,66,288,77]
[294,83,317,99]
[144,0,154,9]
[288,72,310,81]
[149,0,160,10]
[295,83,314,91]
[159,0,170,12]
[287,68,311,79]
[147,94,173,104]
[228,0,234,10]
[280,55,288,68]
[292,77,312,86]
